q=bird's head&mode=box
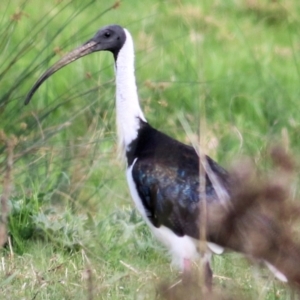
[25,24,126,105]
[90,24,126,58]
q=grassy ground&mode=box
[1,0,300,298]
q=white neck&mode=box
[115,28,146,157]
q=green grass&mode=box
[1,0,300,298]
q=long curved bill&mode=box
[25,40,97,105]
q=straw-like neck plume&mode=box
[115,29,146,157]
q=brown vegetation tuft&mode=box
[159,146,300,298]
[0,132,17,248]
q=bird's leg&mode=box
[181,257,213,292]
[181,258,193,284]
[181,258,193,287]
[204,260,213,291]
[183,258,191,273]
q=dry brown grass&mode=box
[0,131,17,248]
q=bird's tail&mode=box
[264,261,287,282]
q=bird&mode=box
[25,24,287,285]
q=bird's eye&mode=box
[104,31,111,38]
